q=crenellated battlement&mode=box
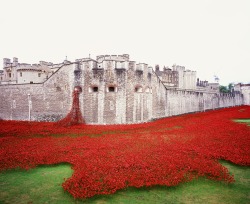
[40,61,53,66]
[136,63,148,71]
[96,54,129,63]
[3,58,12,68]
[172,64,185,72]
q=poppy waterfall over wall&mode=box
[57,86,84,126]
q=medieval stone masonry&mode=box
[0,54,244,124]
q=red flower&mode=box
[0,106,249,198]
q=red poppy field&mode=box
[0,106,249,199]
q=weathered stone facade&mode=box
[0,54,244,124]
[234,83,250,105]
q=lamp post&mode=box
[203,97,206,112]
[28,94,31,121]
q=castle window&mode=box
[108,86,115,92]
[38,73,41,77]
[9,73,11,78]
[93,87,98,92]
[30,81,33,84]
[89,86,99,93]
[74,86,82,93]
[135,86,143,93]
[106,85,117,93]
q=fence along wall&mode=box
[0,61,244,124]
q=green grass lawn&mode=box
[0,161,249,204]
[234,119,250,126]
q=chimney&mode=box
[13,57,18,66]
[3,58,11,67]
[155,65,160,72]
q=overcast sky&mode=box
[0,0,249,85]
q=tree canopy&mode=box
[219,83,234,93]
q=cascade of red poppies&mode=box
[57,88,84,126]
[0,106,249,199]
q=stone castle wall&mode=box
[0,63,75,121]
[0,60,244,124]
[164,90,243,117]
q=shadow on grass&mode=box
[0,161,249,204]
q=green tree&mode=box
[228,83,234,92]
[219,85,229,93]
[219,83,234,93]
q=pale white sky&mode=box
[0,0,249,85]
